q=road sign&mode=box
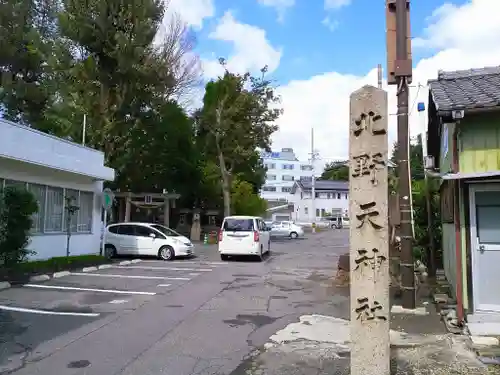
[102,188,114,210]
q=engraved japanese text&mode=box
[351,152,386,185]
[355,297,387,321]
[355,201,383,230]
[354,248,387,271]
[353,111,386,137]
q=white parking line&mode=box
[0,304,100,317]
[69,273,191,281]
[156,284,171,287]
[23,284,156,295]
[141,261,227,266]
[116,266,212,272]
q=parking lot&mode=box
[0,231,348,375]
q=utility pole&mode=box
[310,127,319,232]
[386,0,415,308]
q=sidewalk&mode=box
[230,283,500,374]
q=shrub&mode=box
[0,187,39,266]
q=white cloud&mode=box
[202,11,283,78]
[165,0,215,29]
[324,0,352,10]
[322,17,339,31]
[257,0,295,22]
[272,0,500,169]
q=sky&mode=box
[166,0,500,169]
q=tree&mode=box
[320,160,349,181]
[198,60,282,216]
[231,179,267,216]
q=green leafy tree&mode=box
[320,161,349,181]
[0,187,38,266]
[198,60,282,216]
[231,179,267,216]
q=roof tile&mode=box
[428,66,500,112]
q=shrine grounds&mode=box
[0,230,498,375]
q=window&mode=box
[28,183,46,233]
[118,225,136,235]
[267,174,277,180]
[344,193,348,199]
[151,224,180,237]
[282,164,294,170]
[300,176,312,182]
[304,207,308,214]
[321,209,326,216]
[282,175,294,181]
[281,187,292,193]
[327,193,331,199]
[45,186,64,232]
[108,225,120,234]
[135,225,154,237]
[316,209,320,217]
[337,193,341,199]
[265,163,276,169]
[4,179,27,189]
[263,186,277,192]
[64,189,79,233]
[78,191,93,232]
[223,218,255,231]
[315,192,320,198]
[300,165,313,171]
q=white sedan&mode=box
[103,222,194,260]
[270,221,305,239]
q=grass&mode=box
[0,254,109,283]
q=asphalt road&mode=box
[0,229,349,375]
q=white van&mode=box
[218,216,270,261]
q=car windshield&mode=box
[150,224,181,237]
[223,219,255,232]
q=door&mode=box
[257,219,270,250]
[470,185,500,312]
[133,225,156,255]
[116,225,137,254]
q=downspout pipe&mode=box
[452,124,465,325]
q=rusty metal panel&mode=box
[389,192,400,226]
[386,0,412,85]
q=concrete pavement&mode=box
[0,229,349,375]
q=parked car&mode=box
[218,216,270,261]
[328,216,350,229]
[270,221,305,239]
[104,222,194,260]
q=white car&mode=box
[218,216,270,261]
[270,221,305,239]
[104,222,194,261]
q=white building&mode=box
[0,119,115,260]
[260,148,314,202]
[289,180,349,222]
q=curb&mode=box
[82,266,98,272]
[52,271,71,279]
[29,274,51,282]
[470,336,500,349]
[0,259,140,289]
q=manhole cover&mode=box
[67,360,91,369]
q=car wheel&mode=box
[104,244,116,259]
[158,246,175,261]
[290,232,298,239]
[220,254,229,261]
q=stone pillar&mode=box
[190,210,201,242]
[349,85,390,375]
[124,194,131,222]
[164,199,170,227]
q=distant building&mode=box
[289,180,349,222]
[260,148,314,221]
[0,119,115,260]
[260,148,314,201]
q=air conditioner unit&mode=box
[424,155,435,170]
